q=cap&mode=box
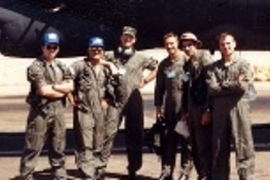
[180,32,202,46]
[43,32,60,45]
[122,26,137,37]
[88,37,105,48]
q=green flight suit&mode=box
[206,55,255,180]
[70,58,114,178]
[155,53,193,178]
[182,50,213,179]
[105,50,158,172]
[20,58,71,179]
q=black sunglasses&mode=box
[89,47,103,51]
[46,45,59,50]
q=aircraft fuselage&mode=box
[1,0,270,57]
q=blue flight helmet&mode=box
[88,37,105,48]
[43,32,60,45]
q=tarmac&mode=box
[1,82,270,133]
[0,153,270,180]
[0,85,270,180]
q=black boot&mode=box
[159,173,173,180]
[197,176,210,180]
[127,170,137,180]
[95,168,105,180]
[52,167,68,180]
[20,174,35,180]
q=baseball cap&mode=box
[43,32,60,45]
[122,26,137,37]
[88,37,105,48]
[180,32,202,46]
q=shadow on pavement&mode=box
[1,124,270,157]
[9,168,157,180]
[106,172,157,180]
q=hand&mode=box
[100,60,118,75]
[100,59,109,66]
[68,98,79,107]
[156,106,162,118]
[101,99,109,109]
[201,110,212,125]
[238,74,245,81]
[220,79,229,87]
[139,79,147,88]
[108,63,119,75]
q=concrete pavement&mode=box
[1,152,270,180]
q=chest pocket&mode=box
[79,66,95,92]
[79,65,108,93]
[164,65,184,90]
[99,71,107,86]
[227,63,242,81]
[214,64,227,82]
[39,62,64,84]
[175,66,184,89]
[216,63,241,81]
[52,65,64,83]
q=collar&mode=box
[39,56,56,67]
[222,53,238,67]
[168,50,183,62]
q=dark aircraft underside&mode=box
[1,0,270,57]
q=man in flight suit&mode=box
[68,37,116,180]
[180,32,213,180]
[155,33,193,180]
[19,32,73,180]
[206,32,255,180]
[105,26,158,179]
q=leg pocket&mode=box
[25,111,47,151]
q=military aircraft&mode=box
[1,0,270,57]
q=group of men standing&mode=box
[18,25,255,180]
[155,32,255,180]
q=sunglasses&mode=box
[46,45,59,50]
[89,47,104,51]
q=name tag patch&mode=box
[166,70,176,78]
[181,74,189,82]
